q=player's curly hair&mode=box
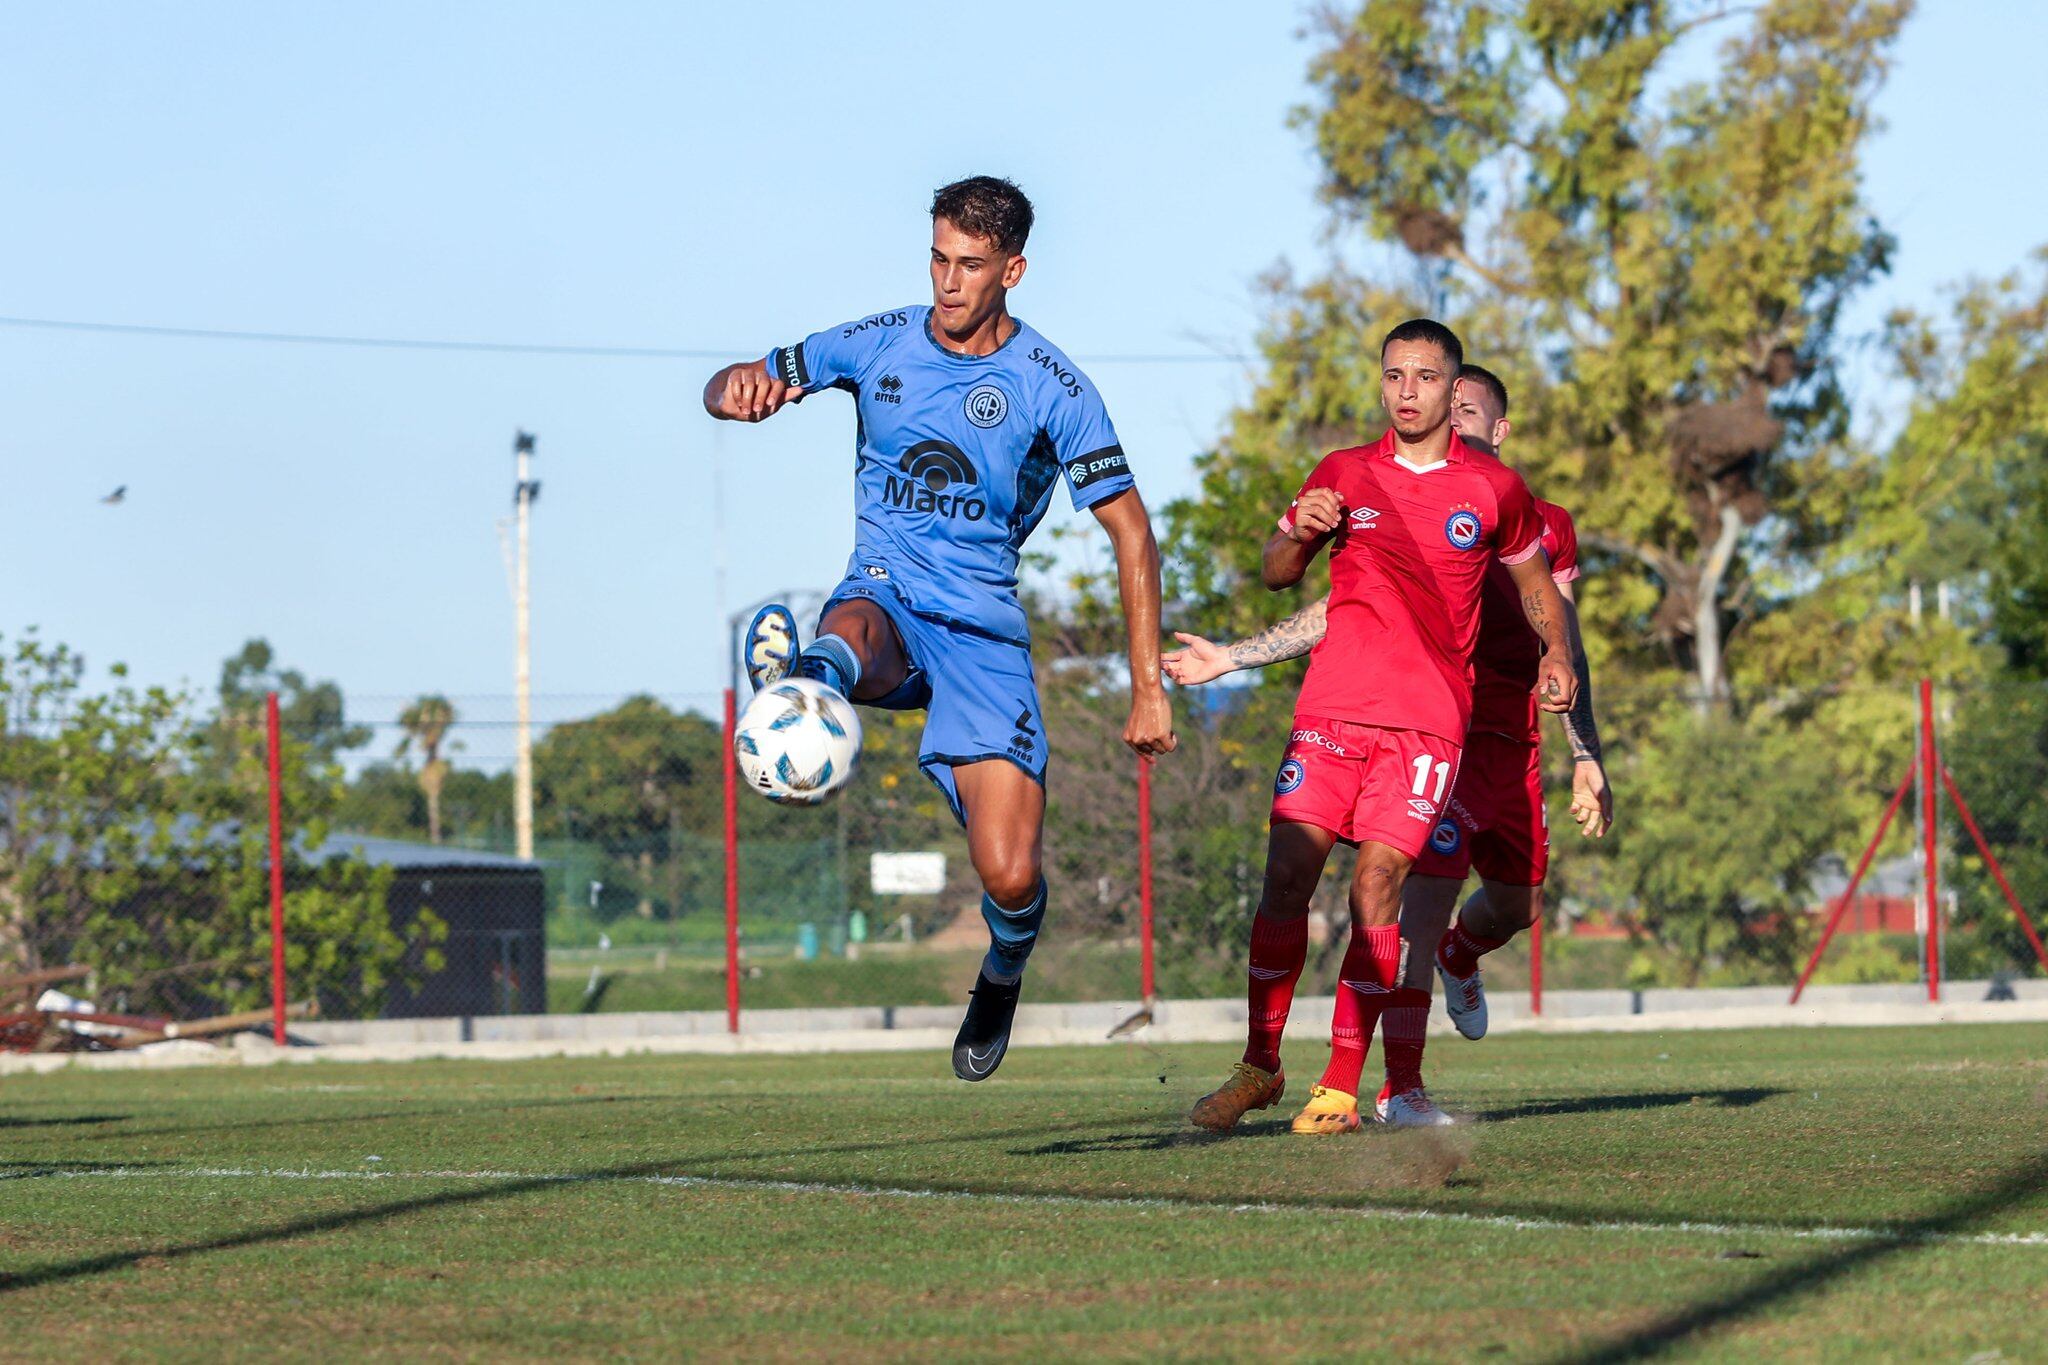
[1381,318,1463,372]
[931,176,1034,254]
[1457,363,1509,416]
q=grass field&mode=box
[2,1024,2044,1361]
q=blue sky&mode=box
[3,1,2042,756]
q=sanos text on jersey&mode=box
[842,311,909,338]
[1028,346,1083,399]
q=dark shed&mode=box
[317,836,547,1018]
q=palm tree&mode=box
[395,695,458,845]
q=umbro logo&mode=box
[875,373,904,405]
[1406,797,1437,820]
[1350,507,1383,530]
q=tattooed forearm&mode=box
[1521,590,1553,636]
[1562,647,1603,761]
[1227,598,1329,669]
[1558,594,1603,762]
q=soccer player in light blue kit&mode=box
[702,177,1176,1080]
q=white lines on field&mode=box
[29,1167,2048,1251]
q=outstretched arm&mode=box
[1503,554,1576,714]
[1161,597,1329,686]
[702,359,804,422]
[1556,580,1613,838]
[1092,488,1177,757]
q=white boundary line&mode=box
[29,1166,2048,1250]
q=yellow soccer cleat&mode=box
[1189,1062,1285,1132]
[1290,1083,1363,1135]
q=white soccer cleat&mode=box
[1380,1086,1456,1128]
[1436,959,1489,1040]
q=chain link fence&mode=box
[6,653,2045,1040]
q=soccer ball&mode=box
[733,678,862,805]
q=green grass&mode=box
[2,1024,2044,1360]
[545,942,1180,1013]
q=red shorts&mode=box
[1268,717,1463,859]
[1410,729,1549,886]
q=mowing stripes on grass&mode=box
[31,1165,2048,1250]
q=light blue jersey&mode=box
[767,305,1133,646]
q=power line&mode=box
[0,314,1253,365]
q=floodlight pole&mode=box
[512,432,538,861]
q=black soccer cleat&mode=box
[951,970,1023,1082]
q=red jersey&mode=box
[1280,429,1544,742]
[1468,499,1580,743]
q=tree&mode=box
[0,632,436,1019]
[395,695,458,845]
[1171,0,1912,709]
[533,696,723,919]
[211,638,370,767]
[1609,706,1856,982]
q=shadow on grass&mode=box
[0,1160,719,1295]
[0,1115,129,1130]
[1559,1149,2048,1364]
[9,1148,2045,1306]
[1014,1117,1291,1156]
[1474,1089,1787,1123]
[59,1094,648,1146]
[699,1111,1173,1166]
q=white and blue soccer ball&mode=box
[733,678,862,806]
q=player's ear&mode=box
[1002,252,1027,289]
[1494,418,1512,448]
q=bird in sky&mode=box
[100,485,126,505]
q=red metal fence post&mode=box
[1921,678,1940,1003]
[1938,762,2048,975]
[265,691,288,1046]
[1791,760,1917,1004]
[1530,913,1543,1016]
[723,686,740,1034]
[1137,754,1155,1004]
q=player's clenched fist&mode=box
[1534,652,1577,714]
[1286,488,1344,543]
[705,361,803,422]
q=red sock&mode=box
[1437,917,1508,978]
[1380,986,1432,1093]
[1241,911,1309,1073]
[1319,925,1402,1096]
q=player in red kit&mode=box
[1168,363,1611,1123]
[1185,320,1575,1135]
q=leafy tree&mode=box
[0,633,436,1019]
[210,638,370,768]
[1170,0,1912,709]
[533,696,723,919]
[1609,705,1856,982]
[338,763,513,848]
[395,695,458,845]
[1943,681,2048,976]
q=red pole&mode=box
[265,692,288,1046]
[723,686,740,1034]
[1530,913,1543,1016]
[1920,679,1940,1003]
[1791,758,1917,1004]
[1137,754,1155,1004]
[1939,763,2048,975]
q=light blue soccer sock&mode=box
[981,879,1048,985]
[794,634,861,697]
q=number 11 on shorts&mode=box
[1411,754,1450,805]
